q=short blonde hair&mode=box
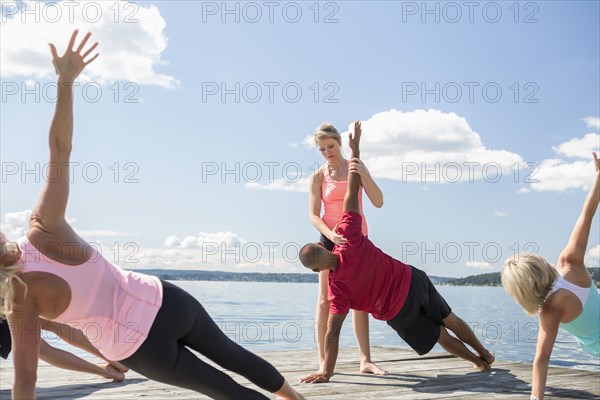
[0,240,25,320]
[314,123,342,146]
[501,253,558,316]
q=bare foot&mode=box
[360,361,389,376]
[103,364,126,382]
[479,350,495,366]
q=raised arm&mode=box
[30,30,99,229]
[343,121,362,214]
[558,153,600,268]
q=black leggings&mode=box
[121,281,284,399]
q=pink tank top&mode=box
[19,240,162,361]
[321,161,368,235]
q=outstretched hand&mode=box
[300,373,330,384]
[593,152,599,175]
[348,120,362,155]
[49,30,99,83]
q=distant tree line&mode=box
[445,268,600,288]
[130,267,600,288]
[134,269,318,283]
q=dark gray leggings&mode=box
[121,280,284,399]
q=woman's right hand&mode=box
[593,152,599,176]
[49,30,99,83]
[330,224,347,246]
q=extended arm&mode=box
[39,319,129,373]
[30,30,99,229]
[343,121,362,214]
[38,339,125,381]
[8,282,41,399]
[531,305,562,399]
[40,319,104,361]
[558,153,600,267]
[301,313,347,383]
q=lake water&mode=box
[4,281,599,372]
[171,281,599,372]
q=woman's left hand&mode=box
[349,158,370,178]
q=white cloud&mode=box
[129,243,302,272]
[301,109,523,184]
[466,260,493,270]
[584,117,600,130]
[0,210,134,242]
[163,231,246,249]
[526,125,599,193]
[0,210,31,241]
[0,211,302,272]
[302,135,316,149]
[530,158,596,192]
[553,133,600,159]
[494,211,508,217]
[586,244,600,268]
[1,1,178,88]
[246,177,310,193]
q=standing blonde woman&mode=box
[501,152,600,400]
[308,121,387,375]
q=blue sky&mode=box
[1,0,599,277]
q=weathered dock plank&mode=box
[1,347,598,399]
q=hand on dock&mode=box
[300,372,330,384]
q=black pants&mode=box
[121,281,284,399]
[318,233,335,251]
[387,267,452,355]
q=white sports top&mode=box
[546,274,590,306]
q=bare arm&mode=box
[39,319,104,361]
[351,159,384,208]
[301,312,347,383]
[558,153,600,269]
[531,304,562,399]
[30,30,99,230]
[8,282,41,399]
[343,121,362,214]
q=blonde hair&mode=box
[501,253,558,316]
[0,244,25,320]
[314,123,342,146]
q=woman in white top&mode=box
[502,152,600,400]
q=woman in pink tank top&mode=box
[308,122,387,376]
[0,31,304,400]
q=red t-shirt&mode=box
[328,211,412,321]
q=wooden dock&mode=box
[1,347,598,399]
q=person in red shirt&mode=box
[299,122,495,383]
